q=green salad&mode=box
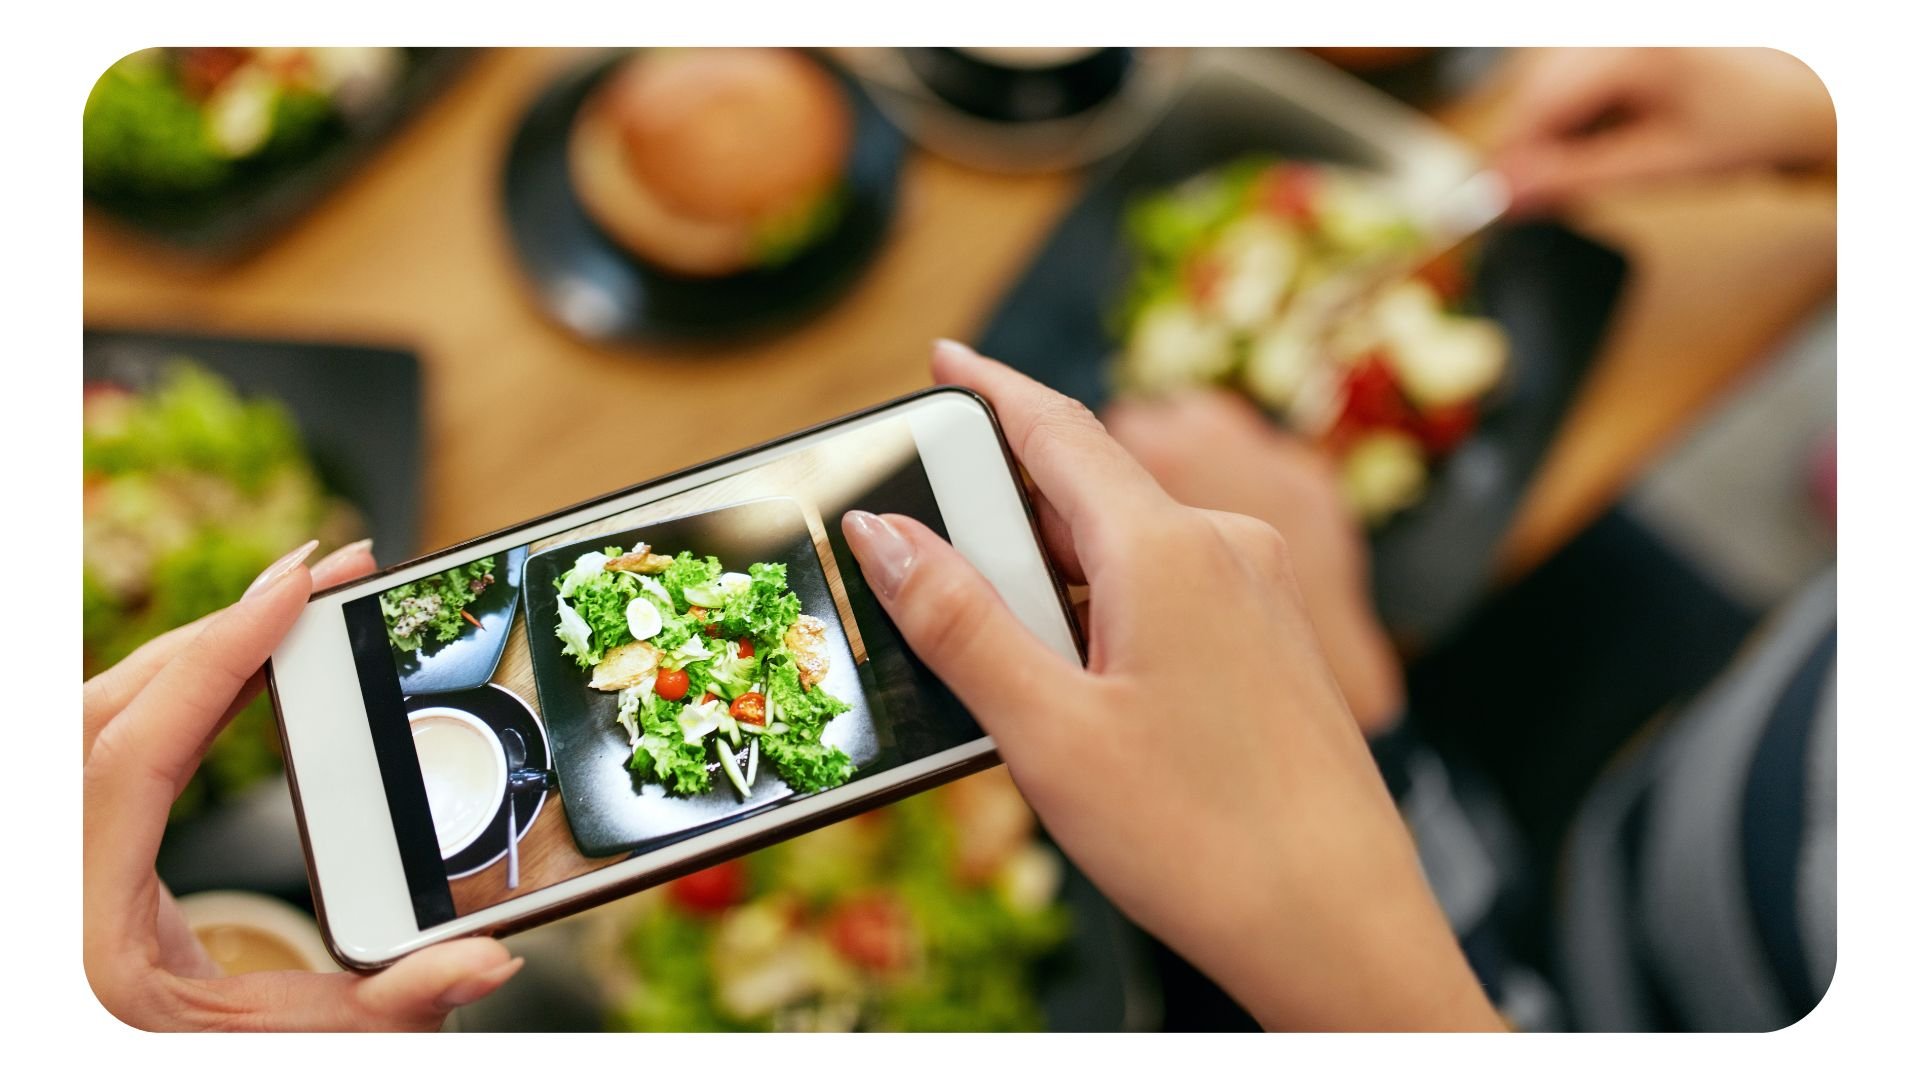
[1115,157,1510,523]
[84,363,361,816]
[595,771,1070,1031]
[84,48,401,203]
[553,544,854,797]
[379,556,496,653]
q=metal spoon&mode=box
[501,727,527,890]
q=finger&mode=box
[931,340,1170,552]
[1494,47,1644,151]
[82,540,375,759]
[85,551,317,915]
[353,938,520,1030]
[1497,122,1706,213]
[843,510,1086,755]
[1027,487,1085,585]
[83,616,214,757]
[174,939,520,1032]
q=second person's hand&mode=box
[841,341,1500,1031]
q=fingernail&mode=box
[932,338,979,366]
[311,538,374,577]
[843,510,915,599]
[435,956,524,1011]
[243,539,319,598]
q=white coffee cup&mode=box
[409,706,507,858]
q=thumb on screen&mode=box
[841,511,1083,759]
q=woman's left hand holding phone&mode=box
[82,540,524,1031]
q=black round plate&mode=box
[394,545,529,697]
[404,683,552,879]
[499,50,907,345]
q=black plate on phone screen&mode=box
[394,545,531,696]
[499,50,907,345]
[521,497,874,858]
[975,57,1628,641]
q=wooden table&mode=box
[83,48,1835,578]
[84,49,1834,897]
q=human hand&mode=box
[1492,48,1835,215]
[840,341,1499,1031]
[83,540,523,1031]
[1105,390,1404,736]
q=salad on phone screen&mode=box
[552,544,854,799]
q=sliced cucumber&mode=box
[717,738,751,798]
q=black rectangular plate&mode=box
[82,328,422,562]
[976,58,1628,641]
[521,497,874,859]
[84,48,474,257]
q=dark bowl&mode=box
[499,50,907,345]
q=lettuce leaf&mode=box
[712,561,804,644]
[661,552,723,609]
[765,654,851,738]
[759,734,853,794]
[628,697,712,795]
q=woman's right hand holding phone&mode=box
[842,342,1502,1031]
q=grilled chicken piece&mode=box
[590,639,662,691]
[607,544,674,574]
[783,614,831,689]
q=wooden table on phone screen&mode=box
[81,49,1836,905]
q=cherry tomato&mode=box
[737,637,755,659]
[730,692,767,726]
[668,861,746,914]
[656,668,690,701]
[1262,164,1320,222]
[700,691,719,705]
[1343,352,1411,430]
[825,894,914,972]
[1185,253,1224,307]
[1418,402,1478,454]
[703,624,725,638]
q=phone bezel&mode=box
[266,386,1082,969]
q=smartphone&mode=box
[267,388,1080,969]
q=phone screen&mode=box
[340,417,982,930]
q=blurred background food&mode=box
[83,47,1835,1031]
[82,363,361,815]
[592,772,1069,1032]
[500,48,906,343]
[84,47,467,253]
[570,48,853,277]
[1114,157,1507,522]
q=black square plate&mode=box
[521,497,873,859]
[977,52,1627,640]
[82,328,422,561]
[85,49,475,257]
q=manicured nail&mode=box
[243,539,319,598]
[311,538,374,577]
[843,511,915,599]
[435,956,524,1011]
[932,338,979,366]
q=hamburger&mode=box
[569,48,854,278]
